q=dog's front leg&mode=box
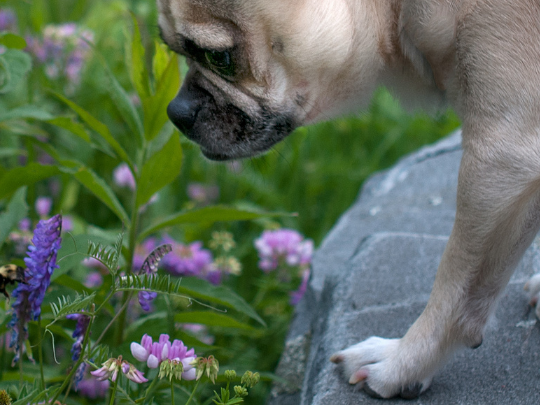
[331,132,540,399]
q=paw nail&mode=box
[330,354,343,364]
[349,369,368,384]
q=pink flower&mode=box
[254,229,313,272]
[91,356,147,384]
[290,270,310,305]
[161,239,213,278]
[113,163,136,190]
[187,183,219,205]
[35,196,52,217]
[130,334,197,380]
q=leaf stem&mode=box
[184,379,201,405]
[38,316,45,390]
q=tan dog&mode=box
[157,0,540,399]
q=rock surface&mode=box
[268,131,540,405]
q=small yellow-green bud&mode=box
[0,390,12,405]
[241,371,260,388]
[224,369,237,381]
[234,385,248,397]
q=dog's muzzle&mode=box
[167,71,212,142]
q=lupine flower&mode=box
[91,356,148,384]
[8,214,62,364]
[0,9,16,32]
[187,183,219,205]
[35,197,52,217]
[254,229,313,273]
[161,239,213,278]
[290,269,310,306]
[113,163,136,190]
[66,312,90,361]
[130,334,197,380]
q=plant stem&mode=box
[184,379,201,405]
[115,189,141,346]
[38,316,45,390]
[92,292,133,353]
[50,315,94,403]
[171,381,175,404]
[109,377,118,405]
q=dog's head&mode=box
[158,0,384,160]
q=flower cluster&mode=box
[254,229,313,272]
[26,23,93,87]
[8,214,62,364]
[0,9,16,32]
[130,334,197,380]
[113,163,136,190]
[91,356,147,384]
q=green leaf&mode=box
[52,91,131,164]
[128,13,151,102]
[60,165,130,224]
[0,186,28,250]
[116,274,265,326]
[174,311,256,331]
[0,105,53,123]
[144,48,180,141]
[0,33,27,49]
[139,206,290,241]
[47,116,91,142]
[0,49,32,94]
[49,293,96,321]
[136,132,182,206]
[174,278,265,327]
[53,274,91,294]
[0,163,61,200]
[56,233,113,277]
[102,59,144,146]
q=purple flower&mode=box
[290,270,310,306]
[254,229,313,272]
[77,376,109,398]
[113,163,136,190]
[91,356,148,384]
[35,196,52,217]
[187,183,219,205]
[130,334,197,380]
[25,23,93,86]
[62,215,73,232]
[66,312,90,361]
[8,214,62,364]
[161,239,213,278]
[84,271,103,288]
[0,9,17,32]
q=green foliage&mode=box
[0,0,460,404]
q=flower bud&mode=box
[234,385,248,397]
[224,370,237,381]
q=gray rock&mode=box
[269,131,540,405]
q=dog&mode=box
[157,0,540,399]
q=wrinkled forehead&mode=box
[158,0,248,48]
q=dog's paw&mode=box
[330,337,433,399]
[524,274,540,318]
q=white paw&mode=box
[524,273,540,318]
[330,337,433,399]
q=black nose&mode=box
[167,72,211,138]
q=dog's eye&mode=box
[204,50,234,75]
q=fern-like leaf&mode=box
[139,243,172,274]
[50,293,96,321]
[12,382,61,405]
[87,240,121,275]
[88,344,111,366]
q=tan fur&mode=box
[158,0,540,398]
